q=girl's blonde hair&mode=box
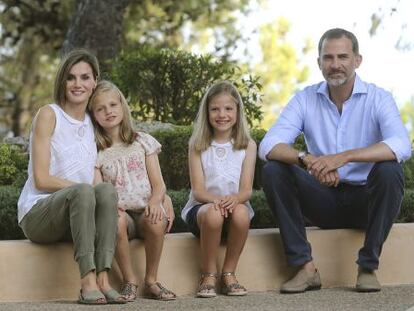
[54,49,100,106]
[189,80,250,152]
[88,80,136,150]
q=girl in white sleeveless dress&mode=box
[181,81,257,297]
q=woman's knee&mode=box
[68,183,95,212]
[69,183,95,200]
[198,204,224,230]
[95,182,118,204]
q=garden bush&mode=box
[0,134,412,240]
[403,156,414,189]
[0,186,25,240]
[396,189,414,223]
[106,46,263,127]
[0,144,28,188]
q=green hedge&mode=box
[1,132,411,191]
[0,144,28,188]
[0,131,413,240]
[403,156,414,189]
[2,186,413,240]
[0,186,25,240]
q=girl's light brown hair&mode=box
[54,49,100,106]
[88,80,136,150]
[189,80,250,152]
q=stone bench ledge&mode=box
[1,224,414,302]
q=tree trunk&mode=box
[11,39,41,136]
[61,0,132,63]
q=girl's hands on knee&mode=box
[213,198,228,218]
[220,195,239,214]
[165,204,175,233]
[145,202,163,224]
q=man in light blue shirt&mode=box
[259,28,412,294]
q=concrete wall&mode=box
[1,224,414,302]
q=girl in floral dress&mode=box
[89,80,176,301]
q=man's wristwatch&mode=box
[298,151,308,167]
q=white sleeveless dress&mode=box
[181,140,254,222]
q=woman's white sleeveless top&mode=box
[17,104,97,223]
[181,140,254,222]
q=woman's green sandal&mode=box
[102,288,127,304]
[78,289,106,305]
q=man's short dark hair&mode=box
[318,28,359,56]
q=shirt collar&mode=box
[211,140,233,147]
[317,74,368,99]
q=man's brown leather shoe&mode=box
[280,268,321,294]
[356,267,381,292]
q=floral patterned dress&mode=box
[96,132,161,211]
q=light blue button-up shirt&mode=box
[259,75,412,185]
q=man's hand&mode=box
[319,170,340,187]
[308,154,347,180]
[302,154,344,187]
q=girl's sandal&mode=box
[197,273,217,298]
[120,282,138,302]
[144,282,177,301]
[221,272,248,296]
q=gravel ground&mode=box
[1,285,414,311]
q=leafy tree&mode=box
[254,17,311,128]
[0,37,59,136]
[0,0,71,49]
[0,0,71,135]
[107,46,263,126]
[123,0,251,60]
[0,0,253,136]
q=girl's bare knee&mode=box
[142,216,167,236]
[198,204,224,229]
[230,204,250,226]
